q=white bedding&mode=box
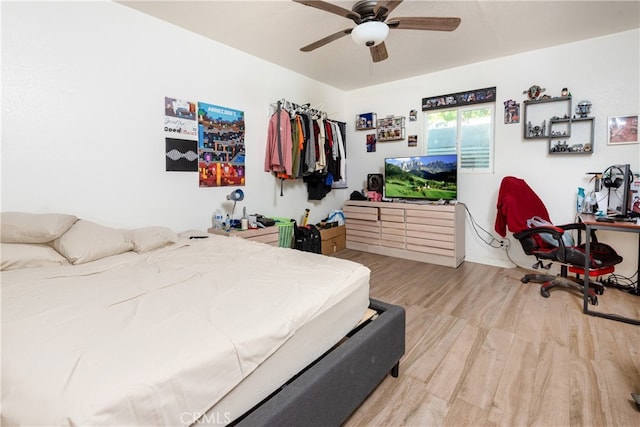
[1,234,370,426]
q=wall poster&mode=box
[366,134,376,152]
[607,114,638,145]
[164,97,198,171]
[356,112,376,130]
[197,102,245,187]
[376,116,405,142]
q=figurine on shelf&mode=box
[561,87,571,97]
[575,100,592,118]
[552,141,569,152]
[527,120,546,137]
[523,84,546,100]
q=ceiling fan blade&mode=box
[387,17,461,31]
[300,28,353,52]
[370,42,389,63]
[374,0,403,20]
[293,0,361,23]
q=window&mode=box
[425,104,495,173]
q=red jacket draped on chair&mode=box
[495,176,551,237]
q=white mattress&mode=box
[202,262,370,425]
[1,235,370,426]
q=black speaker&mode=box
[367,174,384,194]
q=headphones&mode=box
[602,166,625,189]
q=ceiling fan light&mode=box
[351,21,389,47]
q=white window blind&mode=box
[425,104,495,173]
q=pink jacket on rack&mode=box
[264,110,293,176]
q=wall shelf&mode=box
[523,95,594,154]
[548,116,594,154]
[523,96,572,139]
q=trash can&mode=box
[273,217,294,248]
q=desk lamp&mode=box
[226,189,245,223]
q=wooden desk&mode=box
[579,214,640,325]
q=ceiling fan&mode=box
[293,0,461,63]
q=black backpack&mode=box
[294,223,322,254]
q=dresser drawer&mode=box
[381,232,405,249]
[406,243,455,258]
[380,207,404,223]
[406,209,454,227]
[347,218,381,233]
[247,233,280,245]
[381,220,404,231]
[406,223,454,238]
[343,200,464,267]
[346,229,381,245]
[344,205,379,221]
[407,235,455,249]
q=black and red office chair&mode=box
[495,176,623,305]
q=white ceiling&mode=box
[117,0,640,91]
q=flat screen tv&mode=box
[384,154,458,201]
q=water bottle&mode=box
[241,207,249,231]
[213,209,224,229]
[577,187,585,213]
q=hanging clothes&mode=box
[291,114,304,179]
[264,109,293,176]
[334,121,346,183]
[324,121,338,181]
[265,99,347,200]
[303,171,332,200]
[303,113,316,174]
[314,118,326,172]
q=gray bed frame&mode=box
[234,298,406,426]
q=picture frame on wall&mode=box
[366,134,376,152]
[376,116,405,142]
[356,113,376,130]
[607,114,638,145]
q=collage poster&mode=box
[164,97,198,172]
[197,102,246,187]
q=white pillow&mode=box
[1,212,78,243]
[1,243,69,270]
[51,220,133,265]
[129,226,178,253]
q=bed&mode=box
[1,212,405,426]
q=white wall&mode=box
[345,30,640,274]
[2,2,639,275]
[1,1,349,231]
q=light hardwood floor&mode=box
[334,249,640,427]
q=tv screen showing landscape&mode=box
[384,154,458,201]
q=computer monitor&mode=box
[604,164,631,217]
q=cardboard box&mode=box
[319,225,346,255]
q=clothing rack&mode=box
[271,98,327,119]
[266,99,346,198]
